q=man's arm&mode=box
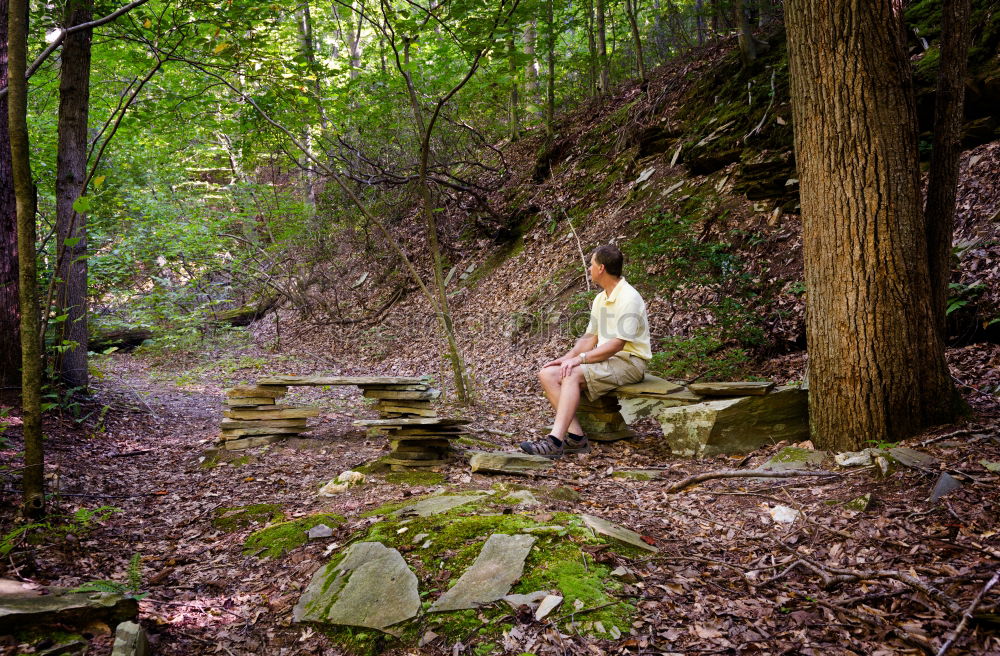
[543,334,598,368]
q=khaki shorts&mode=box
[581,353,647,402]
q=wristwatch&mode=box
[580,352,588,364]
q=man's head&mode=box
[590,244,624,280]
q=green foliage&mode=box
[243,513,346,558]
[1,506,121,558]
[648,329,754,381]
[70,553,147,600]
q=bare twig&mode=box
[664,469,841,493]
[935,570,1000,656]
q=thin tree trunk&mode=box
[925,0,973,339]
[585,0,598,97]
[53,0,92,390]
[786,0,959,450]
[545,0,555,139]
[735,0,756,66]
[695,0,705,46]
[624,0,646,81]
[524,20,539,114]
[0,0,20,388]
[507,31,520,140]
[400,41,471,403]
[9,0,44,516]
[296,2,319,211]
[595,0,609,93]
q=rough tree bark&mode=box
[584,0,598,97]
[9,0,45,515]
[53,0,93,390]
[0,0,20,388]
[507,30,520,140]
[524,20,539,114]
[925,0,973,339]
[785,0,959,450]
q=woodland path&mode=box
[5,353,1000,655]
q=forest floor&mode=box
[2,341,999,656]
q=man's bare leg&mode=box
[538,366,584,437]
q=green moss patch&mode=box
[384,471,446,486]
[211,504,284,533]
[302,493,641,653]
[243,513,346,558]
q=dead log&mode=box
[664,469,840,493]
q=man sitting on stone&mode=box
[521,244,652,458]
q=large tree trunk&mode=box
[0,0,21,389]
[785,0,959,450]
[53,0,93,390]
[925,0,973,339]
[9,0,44,516]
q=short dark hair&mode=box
[593,245,624,277]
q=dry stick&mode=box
[664,469,841,493]
[560,208,591,291]
[935,570,1000,656]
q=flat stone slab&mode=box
[615,374,685,396]
[888,447,937,469]
[224,406,320,420]
[260,375,428,386]
[618,396,689,424]
[293,542,419,630]
[112,621,150,656]
[355,418,469,427]
[688,381,775,396]
[0,581,138,632]
[502,590,549,610]
[469,452,554,474]
[762,446,828,472]
[393,492,488,517]
[581,514,658,553]
[656,386,808,457]
[429,534,536,612]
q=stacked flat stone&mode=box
[355,418,469,471]
[357,380,439,419]
[575,395,636,442]
[220,385,319,450]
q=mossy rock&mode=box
[300,496,641,654]
[384,472,446,486]
[211,504,284,532]
[243,513,346,558]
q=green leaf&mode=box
[72,196,92,213]
[64,237,81,248]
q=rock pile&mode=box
[575,395,636,442]
[355,418,469,471]
[220,386,318,450]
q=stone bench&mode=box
[578,374,808,456]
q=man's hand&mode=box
[559,355,583,379]
[542,358,564,368]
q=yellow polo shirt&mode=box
[585,278,652,360]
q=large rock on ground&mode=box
[293,542,419,631]
[0,580,138,632]
[655,386,808,457]
[469,452,553,474]
[429,534,536,612]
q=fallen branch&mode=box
[935,569,1000,656]
[664,469,840,493]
